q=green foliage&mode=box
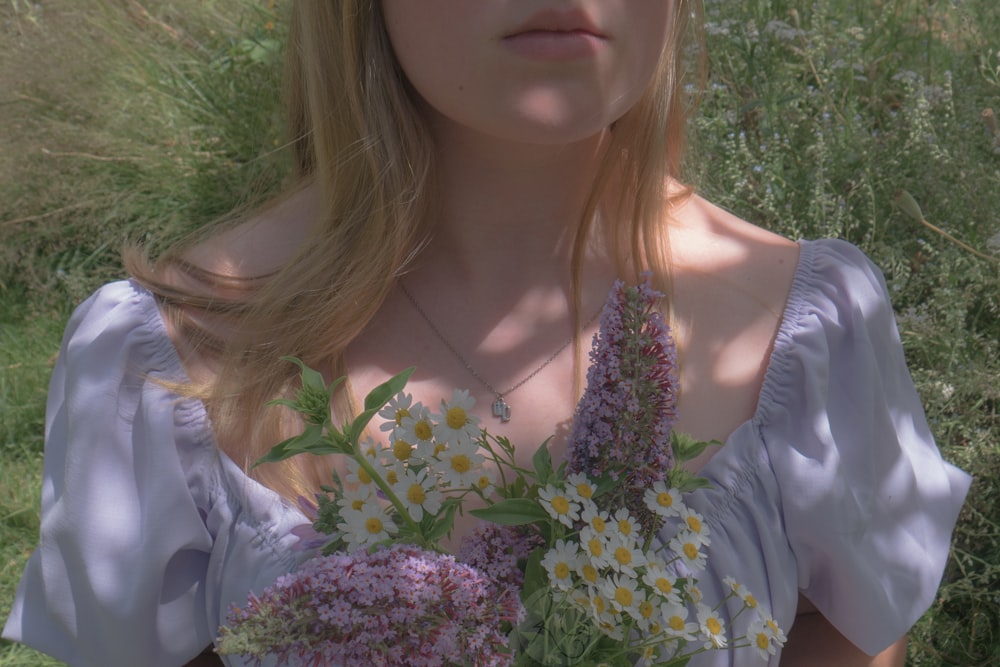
[693,1,1000,663]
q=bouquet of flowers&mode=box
[216,279,786,666]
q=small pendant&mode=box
[492,396,511,422]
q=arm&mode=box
[781,595,907,667]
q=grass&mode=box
[1,0,998,665]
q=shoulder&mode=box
[172,181,320,288]
[62,279,178,371]
[666,194,800,327]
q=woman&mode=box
[4,1,969,665]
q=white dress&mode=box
[3,238,971,666]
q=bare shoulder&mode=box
[667,193,800,322]
[179,181,320,280]
[664,193,802,445]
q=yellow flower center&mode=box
[357,468,372,485]
[655,577,673,595]
[414,420,432,440]
[450,454,471,474]
[393,439,412,461]
[446,406,467,429]
[706,617,722,635]
[434,443,446,456]
[614,587,633,607]
[639,600,655,619]
[386,469,398,485]
[745,594,758,609]
[582,564,598,583]
[767,619,780,634]
[618,519,633,536]
[591,516,606,532]
[551,496,570,515]
[683,542,699,561]
[686,515,702,533]
[406,484,426,505]
[394,408,410,426]
[553,562,570,580]
[657,492,673,507]
[614,546,632,566]
[576,482,594,499]
[668,615,686,632]
[351,499,364,510]
[756,633,771,651]
[593,597,606,614]
[476,475,491,490]
[364,517,383,534]
[587,538,603,558]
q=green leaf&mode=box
[280,356,328,392]
[469,498,550,525]
[668,468,714,493]
[424,502,459,543]
[671,431,720,463]
[520,547,547,600]
[363,367,416,411]
[254,424,341,466]
[345,367,416,443]
[531,439,554,485]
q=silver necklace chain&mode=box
[399,283,599,422]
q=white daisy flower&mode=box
[722,575,760,610]
[432,389,481,445]
[344,454,378,487]
[436,438,485,489]
[397,405,435,450]
[660,602,698,641]
[634,597,660,631]
[747,616,779,661]
[386,429,416,464]
[377,391,416,432]
[603,532,647,577]
[338,484,375,514]
[760,612,788,646]
[643,480,684,518]
[541,540,579,590]
[564,472,598,504]
[642,563,681,604]
[538,484,581,528]
[338,503,397,551]
[586,592,623,641]
[679,507,710,541]
[696,603,727,649]
[602,573,643,617]
[611,508,638,540]
[669,530,708,571]
[576,559,601,588]
[580,503,610,536]
[391,466,442,522]
[471,469,495,497]
[579,525,610,568]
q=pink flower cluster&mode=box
[457,522,544,594]
[566,277,678,528]
[218,544,521,667]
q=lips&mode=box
[503,8,607,40]
[501,8,607,60]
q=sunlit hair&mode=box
[127,0,706,500]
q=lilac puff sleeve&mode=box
[2,281,219,666]
[761,240,972,655]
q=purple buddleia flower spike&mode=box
[566,275,678,530]
[217,545,520,667]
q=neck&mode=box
[420,120,612,288]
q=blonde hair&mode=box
[128,0,705,501]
